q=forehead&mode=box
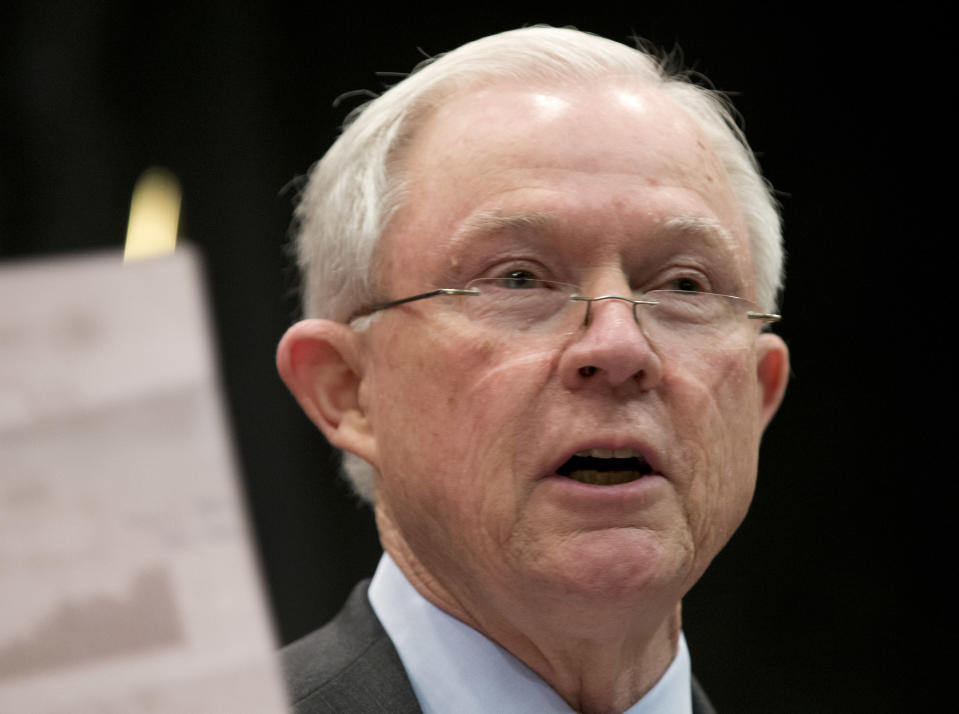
[379,81,749,286]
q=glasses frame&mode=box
[568,293,781,325]
[350,284,781,325]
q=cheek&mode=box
[364,323,555,543]
[369,319,493,410]
[369,319,557,440]
[666,347,762,556]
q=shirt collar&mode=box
[368,553,692,714]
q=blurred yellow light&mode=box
[123,168,181,261]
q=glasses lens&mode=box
[640,290,758,343]
[456,281,764,341]
[644,290,737,324]
[465,278,577,331]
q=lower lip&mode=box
[539,472,667,506]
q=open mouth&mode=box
[556,448,653,486]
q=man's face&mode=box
[358,82,783,629]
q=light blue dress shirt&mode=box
[369,553,692,714]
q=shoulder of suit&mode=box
[282,580,381,695]
[280,579,420,713]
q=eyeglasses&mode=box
[352,277,780,342]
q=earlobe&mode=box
[755,332,790,430]
[276,319,377,464]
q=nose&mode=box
[558,294,663,391]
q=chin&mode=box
[526,527,693,606]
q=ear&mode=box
[755,332,790,431]
[276,319,377,465]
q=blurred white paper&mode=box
[0,247,289,713]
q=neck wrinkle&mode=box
[504,604,681,714]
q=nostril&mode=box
[579,365,597,377]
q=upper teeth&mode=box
[575,448,641,459]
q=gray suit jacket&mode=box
[282,581,718,713]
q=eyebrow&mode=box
[450,210,560,244]
[446,210,739,263]
[454,211,732,240]
[656,215,735,248]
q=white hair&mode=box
[292,26,784,502]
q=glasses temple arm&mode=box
[747,311,782,322]
[354,288,481,319]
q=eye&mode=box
[668,276,707,292]
[497,270,540,289]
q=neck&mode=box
[496,606,682,714]
[379,523,682,714]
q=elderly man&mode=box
[276,26,789,714]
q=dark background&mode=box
[2,3,938,711]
